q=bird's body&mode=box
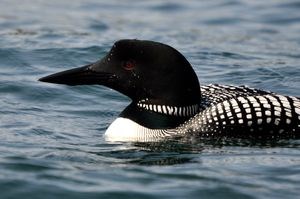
[40,39,300,142]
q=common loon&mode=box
[39,39,300,142]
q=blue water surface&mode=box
[0,0,300,198]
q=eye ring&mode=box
[123,60,136,70]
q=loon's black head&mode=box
[39,39,200,109]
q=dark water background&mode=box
[0,0,300,198]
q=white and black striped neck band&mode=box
[137,101,200,117]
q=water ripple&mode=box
[0,0,300,198]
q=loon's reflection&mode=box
[95,136,300,166]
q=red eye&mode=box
[123,60,136,70]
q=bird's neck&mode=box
[120,102,200,129]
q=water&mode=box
[0,0,300,198]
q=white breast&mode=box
[104,117,172,142]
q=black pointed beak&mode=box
[39,64,114,86]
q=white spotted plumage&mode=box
[174,89,300,138]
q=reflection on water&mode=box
[97,138,300,166]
